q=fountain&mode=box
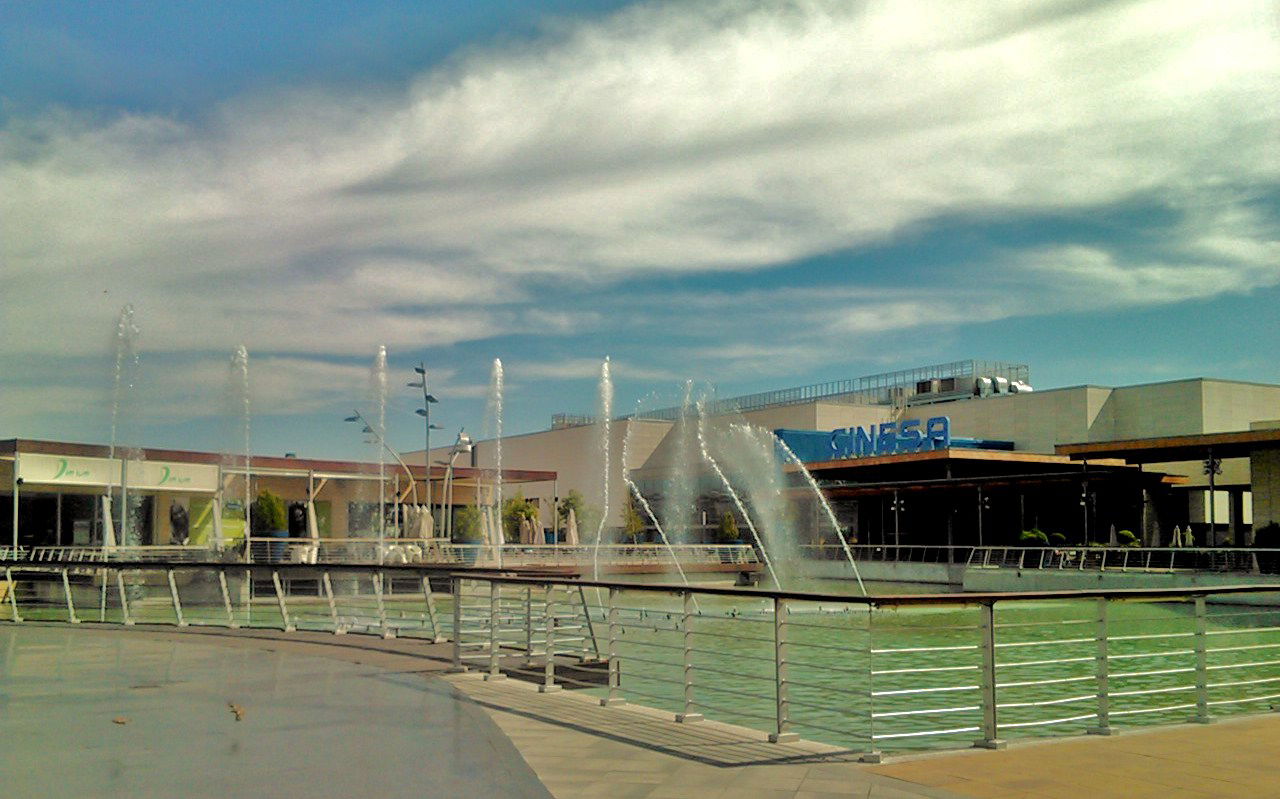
[591,358,612,583]
[694,399,781,589]
[774,434,866,594]
[229,345,252,551]
[660,380,700,545]
[716,422,799,587]
[107,305,145,549]
[371,346,389,557]
[483,359,505,562]
[621,401,695,595]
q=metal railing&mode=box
[241,539,758,567]
[5,558,1280,757]
[969,546,1279,574]
[802,544,972,564]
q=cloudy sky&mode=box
[2,0,1277,460]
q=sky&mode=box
[1,0,1277,461]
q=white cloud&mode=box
[1,0,1277,405]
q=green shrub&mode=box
[1048,532,1066,545]
[718,512,741,543]
[1019,529,1049,546]
[249,489,287,534]
[1116,529,1140,547]
[453,506,483,542]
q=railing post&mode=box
[116,570,133,625]
[486,580,506,681]
[523,586,534,663]
[601,586,626,706]
[973,601,1006,749]
[60,568,80,624]
[451,577,464,671]
[166,569,187,627]
[5,567,22,622]
[322,570,344,634]
[577,586,602,660]
[374,571,392,639]
[218,569,239,628]
[1088,597,1114,735]
[271,570,295,632]
[770,597,798,742]
[422,575,442,642]
[539,584,561,693]
[675,591,702,723]
[1193,595,1213,724]
[860,606,882,763]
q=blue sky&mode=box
[2,0,1277,461]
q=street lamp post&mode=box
[409,364,442,531]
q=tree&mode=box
[622,493,647,544]
[249,489,287,534]
[502,492,540,543]
[558,490,585,523]
[717,511,740,543]
[453,506,483,543]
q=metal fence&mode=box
[969,546,1278,574]
[4,559,1280,758]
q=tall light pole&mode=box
[409,363,442,530]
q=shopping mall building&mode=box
[424,360,1280,548]
[4,359,1279,551]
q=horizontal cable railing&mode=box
[969,546,1280,574]
[4,558,1280,758]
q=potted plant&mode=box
[453,506,484,563]
[250,488,289,561]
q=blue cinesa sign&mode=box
[830,417,951,458]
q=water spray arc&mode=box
[774,435,866,595]
[622,402,697,605]
[694,400,782,590]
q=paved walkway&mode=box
[6,623,1280,798]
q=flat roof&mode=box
[1056,428,1280,463]
[0,439,557,483]
[800,447,1131,472]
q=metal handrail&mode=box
[6,557,1280,759]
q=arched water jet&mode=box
[622,401,697,603]
[660,380,699,545]
[694,399,781,589]
[773,435,866,595]
[591,358,612,583]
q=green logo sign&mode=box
[159,466,192,486]
[51,458,91,481]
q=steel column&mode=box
[769,597,798,742]
[218,570,238,628]
[601,586,625,706]
[539,584,561,693]
[675,591,702,723]
[60,568,80,624]
[973,602,1006,749]
[166,569,186,626]
[322,571,344,634]
[1088,597,1114,735]
[271,570,295,632]
[485,580,506,680]
[1193,595,1213,723]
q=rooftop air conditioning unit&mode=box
[1010,381,1034,394]
[974,376,993,397]
[993,376,1010,394]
